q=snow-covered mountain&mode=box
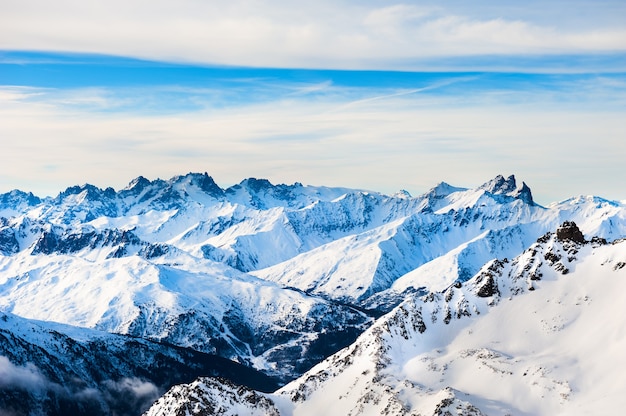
[1,173,625,415]
[145,222,626,415]
[253,175,624,308]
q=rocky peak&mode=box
[0,190,42,210]
[479,174,517,195]
[124,175,152,193]
[393,189,412,199]
[511,181,534,205]
[239,177,274,193]
[56,183,116,202]
[195,172,224,196]
[556,221,586,244]
[479,174,534,205]
[144,377,281,416]
[172,172,224,196]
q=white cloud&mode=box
[101,377,161,414]
[1,1,625,69]
[363,4,434,37]
[102,377,159,399]
[0,357,160,414]
[0,356,48,391]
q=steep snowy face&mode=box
[272,223,626,415]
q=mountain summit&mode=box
[479,174,534,204]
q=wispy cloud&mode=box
[0,356,47,392]
[0,356,160,415]
[330,76,478,111]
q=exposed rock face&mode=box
[480,174,519,195]
[556,221,586,244]
[0,225,19,255]
[513,181,535,205]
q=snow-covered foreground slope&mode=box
[278,223,626,415]
[145,223,626,415]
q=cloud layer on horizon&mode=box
[1,70,624,205]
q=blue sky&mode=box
[1,1,625,204]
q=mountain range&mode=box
[1,173,624,415]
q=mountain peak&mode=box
[240,177,274,193]
[393,189,412,199]
[427,181,466,198]
[170,172,224,196]
[0,189,42,208]
[512,181,534,205]
[479,174,517,194]
[123,175,152,192]
[193,172,224,196]
[556,221,586,244]
[56,183,116,202]
[479,174,534,205]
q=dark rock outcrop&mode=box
[556,221,586,244]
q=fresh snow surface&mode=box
[146,225,626,416]
[273,228,626,415]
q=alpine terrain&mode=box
[1,173,624,415]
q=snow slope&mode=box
[145,222,626,415]
[276,222,626,415]
[0,249,369,381]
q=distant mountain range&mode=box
[1,173,624,415]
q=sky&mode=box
[1,0,625,205]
